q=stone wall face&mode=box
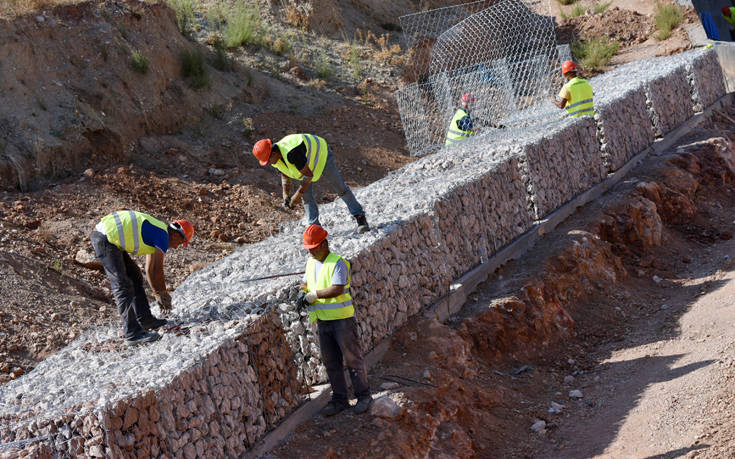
[596,86,655,173]
[0,49,727,457]
[646,65,695,137]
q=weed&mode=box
[167,0,196,38]
[181,48,209,89]
[593,1,612,13]
[570,4,585,17]
[571,36,619,70]
[130,49,149,74]
[206,0,228,30]
[654,3,683,40]
[209,34,231,71]
[242,117,254,138]
[313,49,335,81]
[348,41,361,81]
[224,3,263,49]
[48,258,63,274]
[269,33,293,57]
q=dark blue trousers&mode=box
[317,316,370,401]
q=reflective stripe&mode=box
[128,210,140,255]
[112,212,126,252]
[308,300,353,312]
[566,98,593,109]
[447,129,472,136]
[313,136,321,171]
[568,107,594,117]
[303,135,322,178]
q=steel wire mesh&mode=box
[397,0,559,156]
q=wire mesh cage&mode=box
[397,0,560,156]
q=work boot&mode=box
[321,399,349,417]
[125,331,161,347]
[355,214,370,234]
[141,317,168,331]
[353,395,373,414]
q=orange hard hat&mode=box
[461,93,475,104]
[172,219,195,247]
[723,6,731,16]
[561,60,577,74]
[302,224,328,249]
[253,139,273,166]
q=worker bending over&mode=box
[554,60,595,118]
[299,224,372,416]
[252,134,370,234]
[91,210,194,346]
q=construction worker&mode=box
[554,60,595,117]
[90,210,194,346]
[252,134,370,233]
[722,6,735,40]
[445,93,478,146]
[299,224,372,416]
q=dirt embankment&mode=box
[272,107,735,457]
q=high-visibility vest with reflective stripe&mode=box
[445,108,474,146]
[563,77,595,118]
[305,252,354,323]
[273,134,328,182]
[725,8,735,28]
[99,210,168,256]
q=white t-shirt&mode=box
[304,257,348,286]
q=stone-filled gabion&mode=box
[0,50,727,457]
[517,115,604,219]
[644,64,694,137]
[594,86,655,173]
[673,48,727,112]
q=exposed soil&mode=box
[270,106,735,457]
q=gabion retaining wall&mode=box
[646,64,694,137]
[0,48,727,458]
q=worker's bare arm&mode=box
[145,249,167,294]
[296,166,313,193]
[554,97,568,109]
[315,284,345,299]
[281,173,291,197]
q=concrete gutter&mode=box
[243,92,731,458]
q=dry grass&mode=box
[0,0,74,18]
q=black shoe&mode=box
[141,317,167,331]
[353,395,373,414]
[125,331,161,347]
[355,214,370,234]
[321,400,349,417]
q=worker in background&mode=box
[554,60,595,117]
[722,6,735,40]
[90,210,194,346]
[299,224,372,416]
[445,93,478,146]
[252,134,370,234]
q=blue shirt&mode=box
[141,220,169,253]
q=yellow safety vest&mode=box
[563,77,595,118]
[99,210,168,256]
[445,108,474,146]
[725,8,735,28]
[305,252,354,323]
[273,134,328,182]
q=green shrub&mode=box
[570,4,585,17]
[313,49,335,81]
[167,0,196,38]
[654,3,683,40]
[593,1,612,13]
[270,33,294,57]
[181,48,209,89]
[571,36,620,70]
[348,41,361,81]
[130,49,149,74]
[224,3,263,48]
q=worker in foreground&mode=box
[252,134,370,234]
[298,224,372,416]
[722,6,735,40]
[90,210,194,346]
[554,60,595,117]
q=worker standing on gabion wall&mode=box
[554,61,595,118]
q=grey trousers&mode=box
[91,231,154,339]
[317,316,370,401]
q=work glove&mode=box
[282,198,291,210]
[155,291,173,314]
[305,292,318,304]
[289,191,303,208]
[296,291,309,310]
